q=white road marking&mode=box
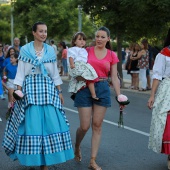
[64,107,150,137]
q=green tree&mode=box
[0,5,11,43]
[13,0,94,44]
[74,0,170,79]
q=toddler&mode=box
[68,32,99,101]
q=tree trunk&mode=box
[116,31,124,87]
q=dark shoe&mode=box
[70,94,76,101]
[146,87,151,90]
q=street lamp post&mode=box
[11,2,13,46]
[78,5,82,32]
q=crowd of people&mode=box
[124,40,160,91]
[1,21,170,170]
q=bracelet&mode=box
[58,89,62,94]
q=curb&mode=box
[61,76,151,95]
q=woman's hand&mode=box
[147,96,154,109]
[120,105,126,109]
[75,76,85,81]
[59,93,64,104]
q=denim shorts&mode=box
[74,81,111,107]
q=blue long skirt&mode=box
[9,104,74,166]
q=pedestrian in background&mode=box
[3,53,18,108]
[3,47,16,68]
[2,21,74,170]
[125,43,134,88]
[148,28,170,170]
[57,42,63,75]
[130,43,140,90]
[74,26,124,170]
[60,41,68,76]
[121,47,126,69]
[146,43,153,90]
[136,39,149,91]
[13,37,21,55]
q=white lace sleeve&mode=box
[67,47,77,60]
[152,53,166,80]
[14,60,25,87]
[48,62,63,86]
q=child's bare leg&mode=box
[88,82,99,100]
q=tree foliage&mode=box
[0,5,11,43]
[15,0,95,43]
[74,0,170,78]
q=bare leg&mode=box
[75,107,92,162]
[8,88,14,107]
[40,165,48,170]
[134,73,139,89]
[88,82,99,100]
[89,104,106,170]
[131,73,135,88]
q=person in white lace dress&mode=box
[148,28,170,170]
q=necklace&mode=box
[35,48,44,57]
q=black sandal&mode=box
[70,94,76,101]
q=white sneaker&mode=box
[0,117,2,121]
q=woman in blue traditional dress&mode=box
[2,21,74,170]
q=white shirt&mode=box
[14,60,62,87]
[67,47,88,63]
[152,53,170,80]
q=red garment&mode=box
[160,47,170,57]
[162,113,170,154]
[87,47,119,81]
[62,49,67,59]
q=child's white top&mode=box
[68,46,88,63]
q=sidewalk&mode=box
[61,76,151,95]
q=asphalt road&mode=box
[0,79,167,170]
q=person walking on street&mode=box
[148,28,170,170]
[74,26,124,170]
[2,21,74,170]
